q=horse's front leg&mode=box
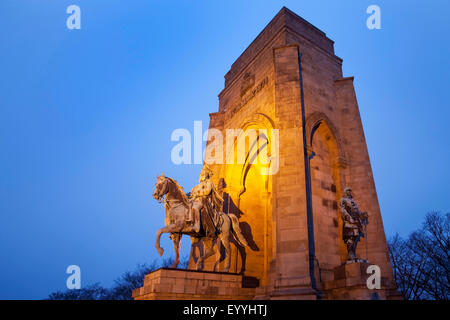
[155,224,178,256]
[170,233,182,268]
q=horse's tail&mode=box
[228,214,248,247]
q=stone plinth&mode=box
[132,268,256,300]
[323,262,402,300]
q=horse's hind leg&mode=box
[170,233,182,268]
[213,239,221,272]
[219,229,231,272]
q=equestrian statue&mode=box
[152,165,248,272]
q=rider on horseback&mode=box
[187,164,223,236]
[152,171,248,271]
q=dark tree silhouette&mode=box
[388,212,449,300]
[47,256,188,300]
[47,283,108,300]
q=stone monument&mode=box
[133,7,401,300]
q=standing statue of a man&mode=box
[339,187,368,261]
[187,165,223,236]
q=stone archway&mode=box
[221,114,275,285]
[307,113,348,282]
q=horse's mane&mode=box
[166,177,190,206]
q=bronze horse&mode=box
[152,174,248,271]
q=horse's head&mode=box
[153,173,169,201]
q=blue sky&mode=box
[0,0,449,299]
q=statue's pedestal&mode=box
[323,262,402,300]
[132,268,256,300]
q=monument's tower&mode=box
[202,7,399,299]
